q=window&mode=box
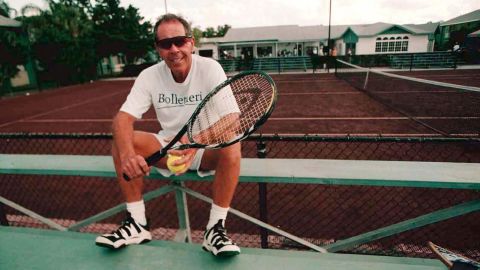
[257,46,273,57]
[401,36,409,51]
[395,41,402,51]
[375,37,382,52]
[395,37,402,52]
[199,49,213,57]
[382,37,389,52]
[376,36,406,53]
[388,37,395,52]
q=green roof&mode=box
[440,9,480,26]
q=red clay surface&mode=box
[2,69,478,136]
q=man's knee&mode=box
[201,143,241,170]
[215,144,242,168]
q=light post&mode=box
[327,0,332,72]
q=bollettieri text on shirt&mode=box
[156,92,203,109]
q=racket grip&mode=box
[145,150,167,166]
[122,150,167,181]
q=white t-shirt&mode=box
[120,54,231,138]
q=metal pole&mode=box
[164,0,168,13]
[256,140,269,249]
[328,0,332,49]
[327,0,332,73]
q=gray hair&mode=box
[153,13,192,42]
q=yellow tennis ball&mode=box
[167,154,186,173]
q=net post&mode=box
[409,53,414,71]
[363,69,370,90]
[256,139,269,249]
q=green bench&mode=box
[2,154,479,189]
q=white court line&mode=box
[280,92,360,95]
[16,119,156,123]
[276,80,340,83]
[0,91,126,128]
[258,133,480,137]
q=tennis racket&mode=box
[124,70,277,180]
[428,241,480,269]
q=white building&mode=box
[195,22,439,59]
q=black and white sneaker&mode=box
[202,219,241,256]
[95,213,151,249]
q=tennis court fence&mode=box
[1,133,479,260]
[335,59,480,137]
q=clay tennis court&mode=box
[2,68,479,136]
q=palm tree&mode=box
[20,0,96,85]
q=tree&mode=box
[192,27,203,46]
[216,24,231,37]
[0,0,10,17]
[202,27,216,38]
[92,0,153,64]
[0,1,29,93]
[20,0,97,85]
[200,24,231,38]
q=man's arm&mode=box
[112,111,150,179]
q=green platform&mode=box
[0,226,446,270]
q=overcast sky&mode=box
[8,0,480,29]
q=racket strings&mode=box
[191,74,274,146]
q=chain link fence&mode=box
[0,133,479,260]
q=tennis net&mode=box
[335,59,480,137]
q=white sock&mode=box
[126,200,147,226]
[207,203,229,229]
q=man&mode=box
[95,13,241,257]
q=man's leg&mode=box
[202,143,241,207]
[200,143,241,256]
[114,131,164,202]
[96,131,164,249]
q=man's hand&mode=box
[121,154,151,180]
[167,135,197,175]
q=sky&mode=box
[8,0,480,29]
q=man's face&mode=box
[155,20,194,81]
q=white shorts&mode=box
[153,133,215,178]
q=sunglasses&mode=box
[155,36,192,50]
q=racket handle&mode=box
[145,149,168,166]
[122,150,168,181]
